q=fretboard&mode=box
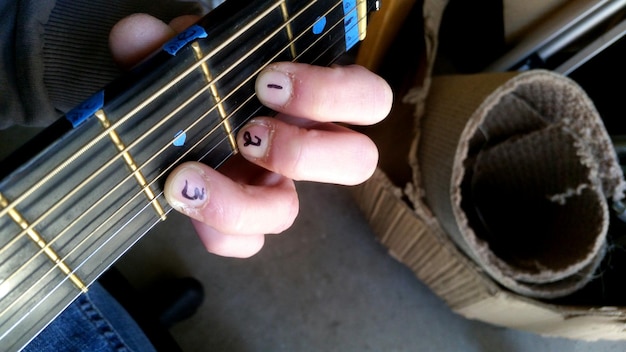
[0,0,378,350]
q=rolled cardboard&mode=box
[412,70,625,298]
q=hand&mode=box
[110,14,393,258]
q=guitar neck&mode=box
[0,0,379,350]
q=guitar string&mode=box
[0,0,352,295]
[0,0,341,264]
[0,6,363,335]
[0,0,357,333]
[0,0,286,221]
[0,0,343,313]
[0,0,319,258]
[0,1,367,323]
[0,0,341,302]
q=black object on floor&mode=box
[99,267,205,351]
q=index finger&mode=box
[255,62,393,125]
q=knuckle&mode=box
[277,192,300,233]
[282,129,313,181]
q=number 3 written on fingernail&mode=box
[181,180,206,201]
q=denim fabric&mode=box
[24,282,156,352]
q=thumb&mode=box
[109,13,200,70]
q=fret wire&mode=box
[0,82,211,257]
[0,0,363,320]
[1,0,359,302]
[356,0,368,40]
[2,3,372,348]
[0,0,286,221]
[0,0,318,259]
[0,90,259,302]
[191,41,239,153]
[95,110,168,221]
[70,0,357,269]
[0,189,165,343]
[0,257,80,343]
[0,193,88,293]
[0,82,260,322]
[0,8,297,304]
[2,34,360,345]
[0,14,293,297]
[280,0,298,59]
[0,0,344,263]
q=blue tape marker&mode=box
[163,25,208,55]
[66,90,104,128]
[312,16,327,35]
[342,0,360,51]
[173,130,187,147]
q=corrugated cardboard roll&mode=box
[412,70,625,298]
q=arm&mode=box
[0,0,203,129]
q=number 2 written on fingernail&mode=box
[243,131,262,147]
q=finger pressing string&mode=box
[164,162,299,236]
[255,62,393,125]
[236,118,379,186]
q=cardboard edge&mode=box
[350,168,626,341]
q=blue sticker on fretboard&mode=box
[312,16,327,35]
[342,0,359,51]
[173,130,187,147]
[65,90,104,128]
[163,25,208,56]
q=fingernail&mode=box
[237,120,272,160]
[256,68,292,107]
[166,165,209,212]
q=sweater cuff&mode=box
[43,0,204,116]
[12,0,203,128]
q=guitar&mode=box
[0,0,380,350]
[355,0,416,72]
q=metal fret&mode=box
[0,193,87,293]
[280,0,298,58]
[190,42,239,153]
[357,0,368,40]
[94,110,167,221]
[0,1,380,350]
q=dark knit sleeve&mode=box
[0,0,205,129]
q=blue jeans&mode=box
[24,282,156,352]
